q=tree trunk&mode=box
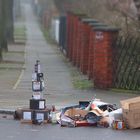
[0,49,2,61]
[0,0,4,57]
[0,0,8,52]
[13,0,21,20]
[133,0,140,20]
[5,0,14,43]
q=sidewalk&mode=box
[0,4,138,111]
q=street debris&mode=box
[55,96,140,130]
[121,96,140,129]
[14,96,140,130]
[56,98,119,128]
[14,60,140,130]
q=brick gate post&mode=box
[93,27,119,89]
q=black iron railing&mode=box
[113,36,140,91]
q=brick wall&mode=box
[65,12,119,89]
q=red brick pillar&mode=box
[66,12,72,58]
[79,19,96,75]
[76,20,83,68]
[71,15,79,65]
[88,29,95,79]
[42,11,48,29]
[88,23,107,80]
[42,12,46,28]
[69,14,75,61]
[72,15,86,66]
[80,21,90,74]
[66,12,75,61]
[93,27,119,89]
[74,16,83,67]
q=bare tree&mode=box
[40,0,139,36]
[105,0,140,35]
[133,0,140,20]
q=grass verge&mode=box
[14,26,26,43]
[110,88,140,95]
[41,27,56,45]
[70,67,93,90]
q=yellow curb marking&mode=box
[13,42,26,90]
[13,69,24,90]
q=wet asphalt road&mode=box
[0,118,140,140]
